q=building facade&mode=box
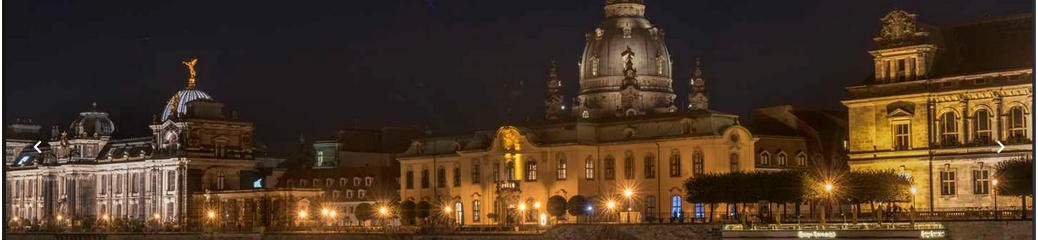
[842,10,1033,211]
[397,0,825,226]
[277,128,419,226]
[5,59,306,231]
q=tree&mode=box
[995,156,1034,220]
[400,200,417,225]
[567,195,590,222]
[416,201,431,223]
[548,195,568,219]
[355,203,374,224]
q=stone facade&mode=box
[842,11,1033,211]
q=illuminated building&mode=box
[842,10,1033,211]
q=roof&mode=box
[863,14,1034,84]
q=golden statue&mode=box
[182,58,198,89]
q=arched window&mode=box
[729,153,739,172]
[604,156,616,180]
[759,151,771,166]
[341,178,348,187]
[366,177,373,186]
[472,200,482,222]
[299,179,307,188]
[777,152,787,166]
[405,167,414,189]
[646,196,657,220]
[973,109,992,143]
[692,151,704,175]
[1007,106,1027,141]
[797,153,808,166]
[421,167,430,189]
[644,154,655,179]
[668,152,681,177]
[354,177,361,186]
[345,190,354,199]
[623,155,635,179]
[472,159,481,184]
[326,178,334,187]
[437,167,447,188]
[453,165,461,187]
[525,159,538,181]
[939,112,959,146]
[557,154,568,180]
[671,196,683,219]
[585,157,595,180]
[454,202,464,225]
[313,178,320,188]
[358,189,366,198]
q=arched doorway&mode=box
[454,202,464,226]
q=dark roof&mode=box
[864,14,1034,84]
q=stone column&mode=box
[994,96,1003,142]
[961,97,969,144]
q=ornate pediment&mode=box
[874,10,929,48]
[887,107,914,118]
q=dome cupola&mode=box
[70,102,116,137]
[161,58,214,121]
[574,0,676,119]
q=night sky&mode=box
[6,0,1033,154]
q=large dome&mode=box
[70,102,116,137]
[574,0,676,118]
[161,89,213,121]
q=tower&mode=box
[869,10,936,83]
[544,60,565,120]
[688,58,709,110]
[572,0,677,119]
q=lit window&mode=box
[525,160,538,181]
[759,151,771,166]
[972,168,989,195]
[557,154,567,180]
[692,151,704,175]
[582,110,590,119]
[584,156,595,180]
[253,178,263,188]
[893,122,911,150]
[940,169,956,196]
[939,112,959,146]
[973,109,992,143]
[671,196,682,219]
[1007,107,1027,141]
[473,200,482,222]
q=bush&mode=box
[567,195,589,217]
[547,195,568,218]
[400,200,417,225]
[416,201,431,219]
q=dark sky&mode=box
[6,0,1033,154]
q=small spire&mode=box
[694,57,702,78]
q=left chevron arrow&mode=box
[34,141,42,153]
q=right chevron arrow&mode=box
[996,140,1005,153]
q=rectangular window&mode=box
[940,170,956,196]
[623,158,634,179]
[645,156,655,179]
[421,169,430,189]
[605,158,615,180]
[453,167,461,187]
[557,159,567,180]
[437,168,447,188]
[167,171,176,191]
[472,161,481,184]
[692,153,704,175]
[694,203,705,219]
[525,161,538,181]
[670,155,681,177]
[473,201,482,222]
[893,122,910,150]
[972,169,989,195]
[493,162,500,183]
[406,171,414,189]
[585,158,595,180]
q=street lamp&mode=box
[821,182,834,228]
[992,179,999,219]
[606,200,617,223]
[909,187,918,226]
[623,189,634,223]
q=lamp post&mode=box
[606,200,617,223]
[821,183,833,229]
[909,187,917,227]
[444,206,453,228]
[518,203,527,229]
[378,207,389,232]
[207,211,216,233]
[623,189,633,224]
[992,179,999,220]
[298,210,308,231]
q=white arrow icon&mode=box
[34,141,42,153]
[996,140,1005,153]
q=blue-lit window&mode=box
[671,196,682,218]
[17,156,29,165]
[253,179,263,188]
[694,203,705,218]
